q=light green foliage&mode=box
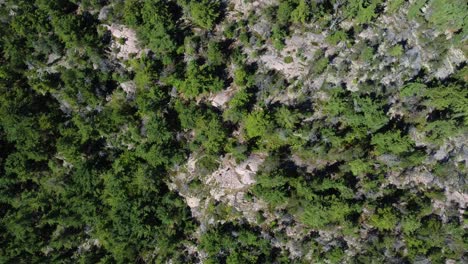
[206,41,225,66]
[321,88,349,117]
[244,110,272,140]
[427,0,467,33]
[404,218,448,260]
[370,207,398,231]
[453,66,468,82]
[193,113,227,154]
[200,223,280,263]
[234,67,249,86]
[423,85,468,124]
[402,216,422,235]
[423,120,459,144]
[230,88,251,109]
[275,107,300,129]
[123,0,142,26]
[183,36,198,56]
[301,201,354,229]
[347,97,389,132]
[224,88,252,122]
[283,56,294,64]
[360,46,374,62]
[389,44,404,57]
[326,30,348,45]
[239,30,250,45]
[189,0,220,29]
[224,139,248,162]
[301,204,330,229]
[254,187,288,207]
[349,159,371,176]
[386,0,405,13]
[356,4,379,24]
[313,57,329,74]
[407,0,426,19]
[346,0,383,24]
[371,131,413,155]
[131,54,161,90]
[400,82,427,97]
[272,24,287,50]
[291,0,311,24]
[277,0,294,25]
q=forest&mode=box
[0,0,466,263]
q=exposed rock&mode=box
[208,85,237,109]
[120,80,136,95]
[104,24,142,59]
[186,197,201,208]
[206,153,265,192]
[434,48,466,79]
[98,6,111,21]
[251,19,271,37]
[256,32,325,79]
[77,238,101,254]
[387,166,435,187]
[47,53,61,65]
[377,154,401,167]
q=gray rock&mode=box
[98,6,111,21]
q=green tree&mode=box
[206,40,225,66]
[369,207,398,231]
[174,61,224,98]
[137,0,179,57]
[427,0,467,33]
[244,110,273,140]
[291,0,311,24]
[189,0,220,29]
[193,112,227,154]
[371,131,413,155]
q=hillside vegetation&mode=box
[0,0,467,263]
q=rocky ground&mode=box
[93,0,467,260]
[164,0,467,259]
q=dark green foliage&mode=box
[174,60,224,98]
[200,223,283,263]
[192,111,227,154]
[1,0,466,263]
[0,1,195,261]
[223,87,253,123]
[345,0,383,24]
[206,40,225,66]
[124,0,180,59]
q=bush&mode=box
[370,207,398,231]
[389,44,404,57]
[283,56,293,64]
